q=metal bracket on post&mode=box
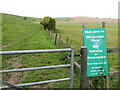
[80,46,88,89]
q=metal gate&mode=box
[0,48,74,89]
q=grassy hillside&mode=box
[2,14,40,46]
[55,20,119,88]
[1,13,119,88]
[56,22,118,49]
[2,14,80,88]
[56,21,118,72]
[55,17,73,21]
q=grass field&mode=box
[1,14,119,88]
[55,20,119,88]
[55,20,118,73]
[1,14,81,88]
[56,21,118,48]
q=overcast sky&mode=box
[0,0,119,18]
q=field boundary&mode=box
[46,30,72,48]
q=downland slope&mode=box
[1,14,119,88]
[70,16,118,23]
[55,16,119,88]
[56,16,118,72]
[55,16,118,23]
[1,13,79,88]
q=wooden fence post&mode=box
[82,23,85,29]
[105,76,109,89]
[50,32,52,39]
[54,34,57,45]
[102,22,106,28]
[48,30,50,36]
[66,37,69,47]
[58,35,61,48]
[80,46,88,89]
[51,33,54,41]
[93,78,99,89]
[102,22,109,89]
[82,23,85,46]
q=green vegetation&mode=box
[2,13,79,88]
[55,21,118,88]
[1,13,118,88]
[56,21,118,71]
[56,22,118,49]
[40,16,56,30]
[55,17,73,21]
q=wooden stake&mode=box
[102,22,106,28]
[58,34,62,48]
[82,23,85,46]
[80,46,88,89]
[54,34,57,45]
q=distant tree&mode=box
[24,17,27,20]
[40,16,56,30]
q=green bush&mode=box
[40,16,56,30]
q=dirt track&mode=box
[2,56,28,87]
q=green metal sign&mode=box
[83,28,108,77]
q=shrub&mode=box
[24,17,27,20]
[40,16,56,30]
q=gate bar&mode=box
[0,78,70,89]
[0,48,74,88]
[0,64,70,73]
[0,48,71,55]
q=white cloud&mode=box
[0,0,119,18]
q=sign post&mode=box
[80,46,88,88]
[83,28,108,77]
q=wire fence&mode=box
[46,30,72,48]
